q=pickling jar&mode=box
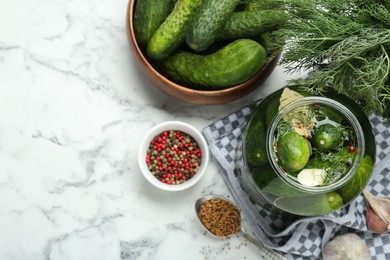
[236,86,376,217]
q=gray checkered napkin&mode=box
[202,101,390,260]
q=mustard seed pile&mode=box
[198,198,241,237]
[146,130,202,185]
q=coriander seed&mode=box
[198,198,241,237]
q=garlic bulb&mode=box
[363,188,390,233]
[322,233,371,260]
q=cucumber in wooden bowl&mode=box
[133,0,174,50]
[186,0,240,52]
[146,0,203,61]
[217,10,287,40]
[160,39,267,89]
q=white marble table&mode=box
[0,1,304,259]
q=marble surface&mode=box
[0,0,304,259]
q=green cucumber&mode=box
[277,131,311,172]
[243,0,285,11]
[217,10,287,40]
[160,39,267,89]
[243,1,262,11]
[186,0,240,52]
[312,124,343,151]
[133,0,174,50]
[244,107,268,166]
[146,0,203,61]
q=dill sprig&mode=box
[308,147,352,185]
[274,120,293,143]
[258,0,390,120]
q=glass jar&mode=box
[236,86,376,217]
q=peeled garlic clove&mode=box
[323,233,371,260]
[362,189,390,233]
[297,168,324,186]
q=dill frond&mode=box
[263,0,390,120]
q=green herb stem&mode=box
[260,0,390,120]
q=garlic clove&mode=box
[297,168,324,186]
[366,205,388,233]
[362,188,390,232]
[322,233,371,260]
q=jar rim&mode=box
[266,96,365,193]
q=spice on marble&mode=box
[146,129,202,185]
[198,198,241,237]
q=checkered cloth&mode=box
[202,101,390,260]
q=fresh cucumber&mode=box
[160,39,267,89]
[146,0,203,61]
[217,10,287,40]
[243,0,284,11]
[186,0,240,52]
[133,0,174,50]
[244,107,268,166]
[312,124,343,151]
[243,1,262,11]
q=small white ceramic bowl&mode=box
[138,121,209,191]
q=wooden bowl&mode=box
[126,0,281,105]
